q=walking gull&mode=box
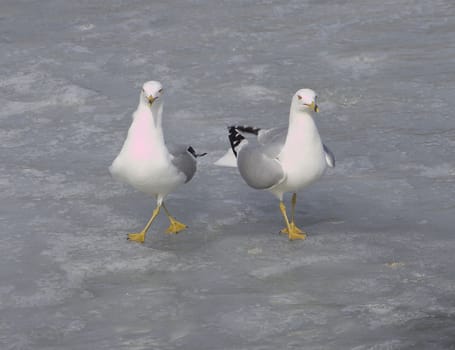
[110,81,206,243]
[215,88,335,240]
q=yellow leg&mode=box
[279,200,306,241]
[280,193,305,235]
[128,205,161,243]
[162,203,187,234]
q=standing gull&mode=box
[215,88,335,240]
[110,81,206,243]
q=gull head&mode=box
[142,81,164,107]
[293,88,319,113]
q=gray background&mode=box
[1,0,454,349]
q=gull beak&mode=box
[310,101,319,113]
[305,101,319,113]
[147,95,156,106]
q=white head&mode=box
[292,88,319,113]
[141,81,164,107]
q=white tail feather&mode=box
[214,149,238,167]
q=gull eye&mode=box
[297,95,302,100]
[158,88,163,93]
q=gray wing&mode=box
[237,144,285,189]
[167,144,197,183]
[257,126,287,145]
[323,144,335,168]
[256,127,287,159]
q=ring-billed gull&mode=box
[110,81,206,243]
[215,88,335,240]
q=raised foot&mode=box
[127,231,146,243]
[280,222,304,235]
[165,219,187,234]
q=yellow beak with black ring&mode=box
[306,101,319,113]
[148,95,156,106]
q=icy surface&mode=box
[1,0,454,349]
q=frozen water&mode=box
[1,0,454,349]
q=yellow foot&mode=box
[127,231,146,243]
[288,231,307,241]
[280,222,304,235]
[165,220,187,234]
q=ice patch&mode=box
[250,254,350,279]
[219,305,304,341]
[1,84,96,116]
[75,23,95,31]
[419,163,455,178]
[351,340,404,350]
[268,292,310,305]
[39,231,177,296]
[238,85,279,101]
[332,156,375,176]
[8,275,73,309]
[247,247,262,255]
[321,52,388,79]
[0,129,30,148]
[343,302,428,329]
[241,64,270,77]
[0,71,44,93]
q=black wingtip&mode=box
[187,146,208,158]
[228,126,244,157]
[234,125,260,135]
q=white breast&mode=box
[110,109,185,196]
[274,113,326,193]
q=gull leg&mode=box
[163,203,187,234]
[279,201,306,241]
[128,204,161,243]
[280,193,305,235]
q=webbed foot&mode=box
[165,219,187,234]
[280,222,304,235]
[127,231,146,243]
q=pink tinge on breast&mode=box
[129,128,153,160]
